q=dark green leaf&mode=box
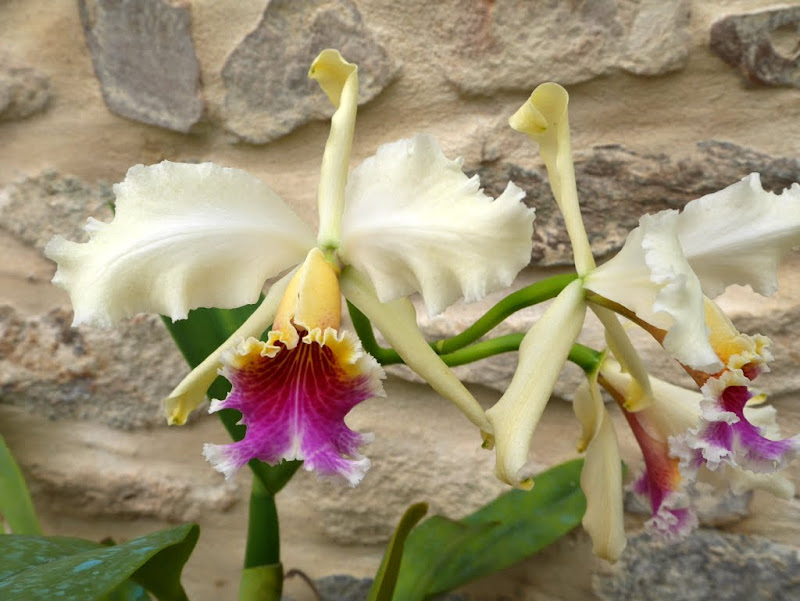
[0,523,198,601]
[161,303,302,494]
[367,503,428,601]
[0,435,42,535]
[392,459,586,600]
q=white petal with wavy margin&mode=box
[679,174,800,298]
[339,135,535,316]
[585,210,722,373]
[46,161,315,326]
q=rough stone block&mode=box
[711,7,800,88]
[222,0,400,143]
[79,0,205,132]
[593,530,800,600]
[439,0,690,95]
[0,63,51,121]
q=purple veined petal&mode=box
[677,372,800,474]
[203,327,385,486]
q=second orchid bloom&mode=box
[487,81,800,560]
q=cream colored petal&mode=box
[509,83,594,274]
[340,134,535,316]
[585,210,722,373]
[601,358,700,439]
[592,305,652,411]
[339,267,491,433]
[678,175,800,297]
[164,269,296,425]
[309,49,358,249]
[485,280,586,488]
[573,376,626,561]
[45,162,315,326]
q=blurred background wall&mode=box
[1,1,799,599]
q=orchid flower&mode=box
[46,50,535,484]
[486,81,800,537]
[597,358,794,542]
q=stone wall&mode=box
[1,1,799,600]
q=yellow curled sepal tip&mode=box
[508,82,569,140]
[308,49,357,109]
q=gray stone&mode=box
[0,64,51,120]
[471,140,800,266]
[222,0,400,143]
[625,483,752,528]
[78,0,204,132]
[0,169,114,250]
[593,530,800,601]
[711,7,800,88]
[0,305,189,429]
[439,0,690,95]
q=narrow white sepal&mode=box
[592,305,652,411]
[163,269,297,425]
[509,83,595,274]
[573,377,626,562]
[340,134,535,316]
[485,279,586,488]
[339,267,492,433]
[45,161,315,326]
[679,174,800,298]
[309,49,358,249]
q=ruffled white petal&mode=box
[678,174,800,297]
[485,279,586,488]
[573,376,626,562]
[585,210,722,373]
[339,134,535,316]
[45,161,315,326]
[339,267,492,434]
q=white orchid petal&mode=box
[486,280,586,488]
[340,135,535,316]
[339,267,492,433]
[573,376,626,561]
[309,49,358,249]
[164,269,296,425]
[45,161,315,326]
[585,210,722,373]
[679,174,800,297]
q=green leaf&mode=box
[0,435,42,535]
[0,523,199,601]
[161,304,302,495]
[367,503,428,601]
[393,459,586,600]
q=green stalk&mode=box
[435,273,579,354]
[348,300,603,374]
[238,475,284,601]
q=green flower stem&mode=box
[245,478,281,568]
[348,301,602,374]
[435,273,579,354]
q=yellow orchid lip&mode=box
[273,247,343,340]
